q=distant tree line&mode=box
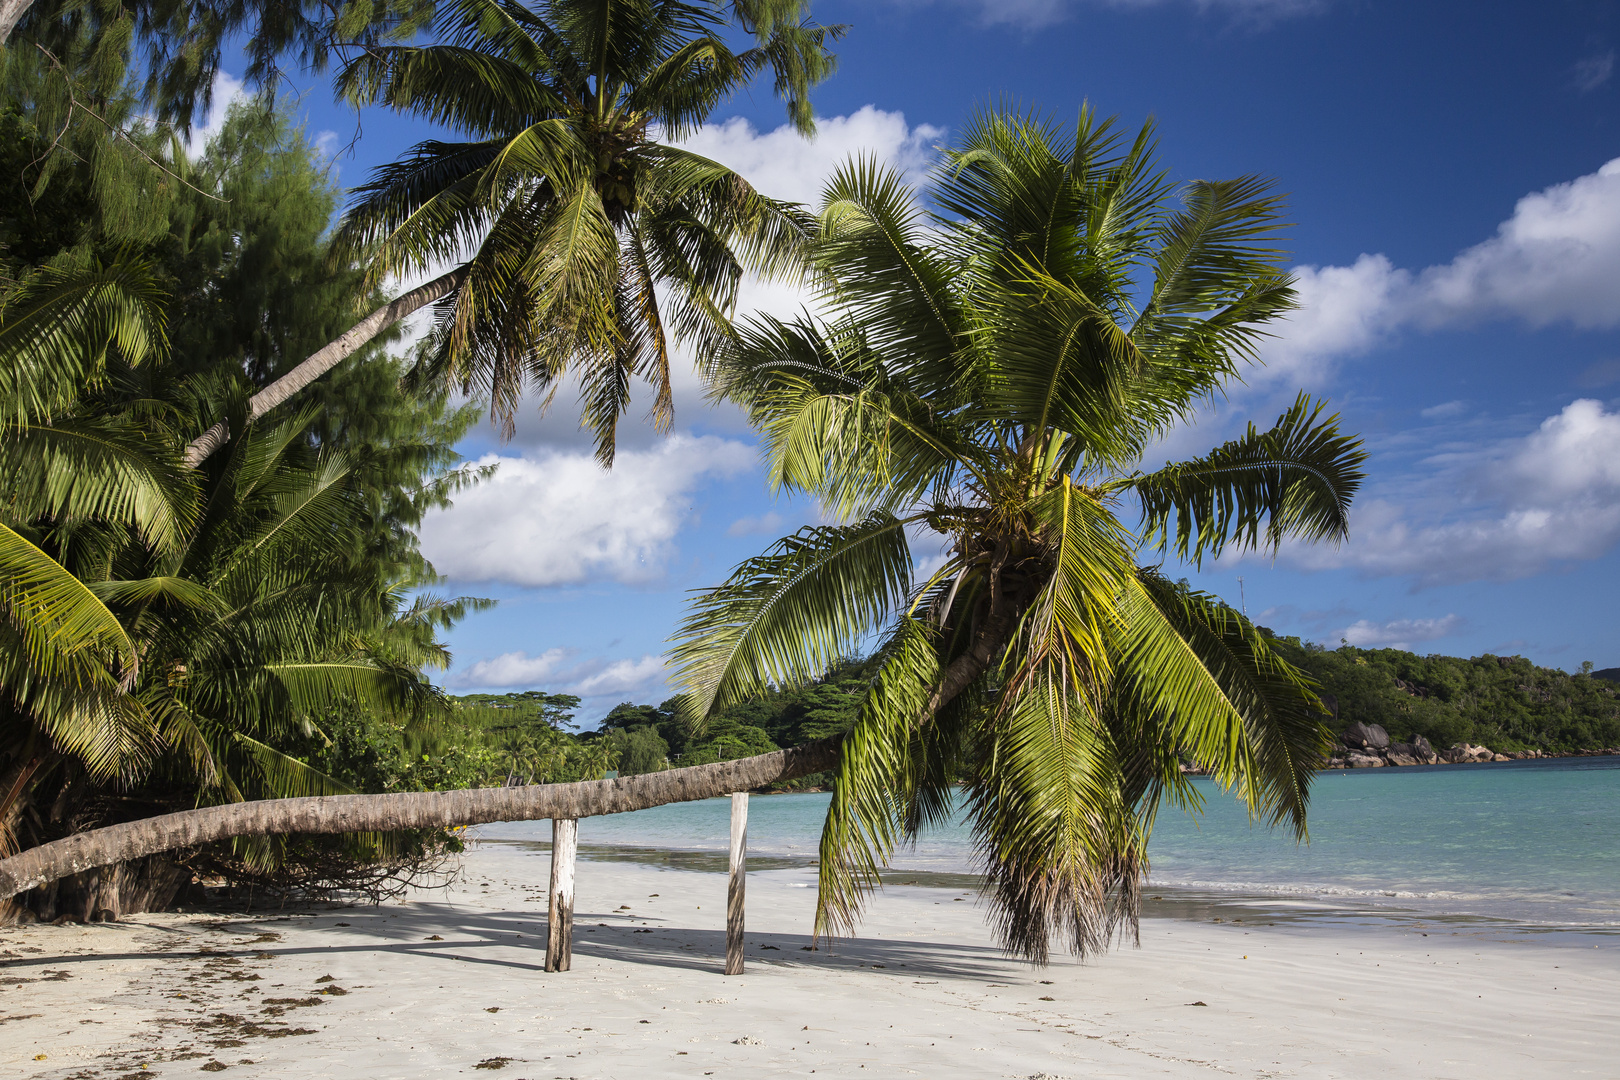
[1265,636,1620,752]
[438,661,875,792]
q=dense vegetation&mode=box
[1266,636,1620,753]
[598,659,871,781]
[0,92,493,918]
[1,0,850,920]
[432,661,873,792]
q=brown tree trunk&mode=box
[41,855,189,923]
[0,739,838,902]
[925,560,1026,718]
[182,268,466,468]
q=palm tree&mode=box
[0,247,824,906]
[0,112,1367,967]
[0,260,454,914]
[669,108,1368,962]
[0,259,191,846]
[184,0,841,467]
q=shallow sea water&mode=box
[479,755,1620,932]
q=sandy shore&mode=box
[3,836,1616,1079]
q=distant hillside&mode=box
[1266,636,1620,753]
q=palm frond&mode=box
[0,418,196,555]
[718,315,968,518]
[968,653,1143,963]
[670,512,914,720]
[1127,392,1367,566]
[1120,571,1330,838]
[814,615,939,938]
[336,43,566,138]
[814,158,967,394]
[232,733,359,798]
[0,521,136,681]
[0,260,167,425]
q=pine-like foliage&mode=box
[671,108,1369,963]
[0,104,489,878]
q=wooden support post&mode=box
[546,817,577,972]
[725,791,748,975]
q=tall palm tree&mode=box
[669,108,1369,962]
[185,0,841,467]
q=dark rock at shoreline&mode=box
[1444,742,1494,763]
[1342,721,1390,750]
[1386,735,1439,766]
[1322,740,1620,770]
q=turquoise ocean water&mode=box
[482,756,1620,931]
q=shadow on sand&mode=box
[0,898,1022,983]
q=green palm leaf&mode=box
[670,511,914,720]
[684,106,1366,961]
[0,261,167,424]
[1128,392,1367,567]
[1,418,196,555]
[814,615,939,937]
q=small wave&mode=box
[1147,877,1470,901]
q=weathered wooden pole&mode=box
[545,817,578,972]
[725,791,748,975]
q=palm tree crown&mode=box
[671,108,1369,962]
[336,0,841,463]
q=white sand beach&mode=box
[3,837,1616,1080]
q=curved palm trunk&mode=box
[0,738,838,902]
[182,268,466,468]
[925,557,1029,717]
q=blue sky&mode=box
[208,0,1620,718]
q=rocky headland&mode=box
[1322,720,1620,769]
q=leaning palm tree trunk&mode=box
[181,268,466,468]
[0,739,837,901]
[0,0,33,44]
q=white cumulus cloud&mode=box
[567,655,667,698]
[184,71,246,158]
[674,106,943,206]
[450,648,570,688]
[450,650,669,701]
[1259,254,1410,385]
[418,435,754,586]
[1284,399,1620,585]
[1338,615,1463,650]
[1412,160,1620,330]
[1258,157,1620,383]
